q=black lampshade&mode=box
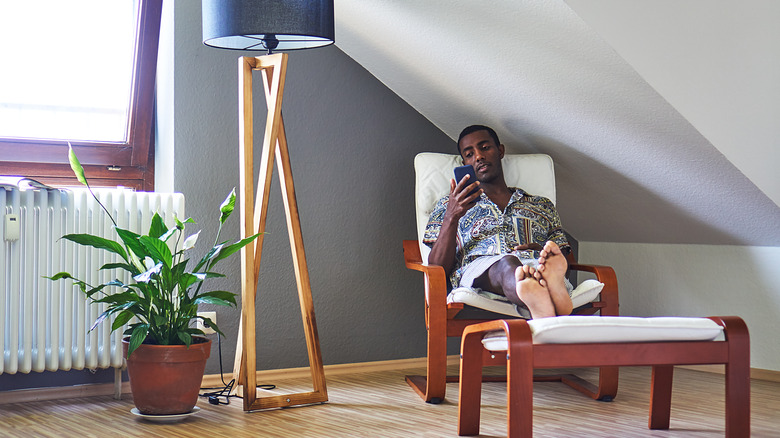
[202,0,334,52]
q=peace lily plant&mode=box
[49,147,258,357]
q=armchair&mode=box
[403,152,620,403]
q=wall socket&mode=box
[196,311,217,335]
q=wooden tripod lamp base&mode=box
[233,53,328,411]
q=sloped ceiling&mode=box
[335,0,780,246]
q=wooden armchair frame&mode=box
[457,316,750,437]
[402,239,620,404]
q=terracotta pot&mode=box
[122,337,211,415]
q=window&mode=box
[0,0,163,190]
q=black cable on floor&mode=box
[199,331,275,406]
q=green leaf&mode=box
[193,297,233,307]
[61,233,127,260]
[193,290,237,306]
[177,331,192,346]
[72,280,88,295]
[209,321,227,337]
[46,272,74,281]
[99,262,137,273]
[68,144,88,186]
[127,324,149,357]
[159,226,178,243]
[88,302,135,332]
[111,309,135,331]
[148,213,168,239]
[114,228,146,260]
[201,271,226,278]
[92,291,139,305]
[89,310,112,332]
[219,188,236,224]
[195,314,225,337]
[171,259,189,281]
[84,284,111,299]
[210,233,260,266]
[179,272,205,291]
[139,235,173,268]
[193,244,223,273]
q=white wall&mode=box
[565,0,780,208]
[580,242,780,371]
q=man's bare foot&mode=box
[536,241,573,315]
[514,265,555,319]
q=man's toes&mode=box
[544,240,561,254]
[515,266,524,282]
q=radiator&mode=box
[1,187,185,375]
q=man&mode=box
[423,125,572,319]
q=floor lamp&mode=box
[202,0,334,411]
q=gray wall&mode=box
[169,1,454,374]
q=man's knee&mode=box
[494,254,522,272]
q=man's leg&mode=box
[536,241,573,316]
[472,255,556,319]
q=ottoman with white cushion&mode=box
[457,315,750,438]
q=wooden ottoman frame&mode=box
[458,316,750,437]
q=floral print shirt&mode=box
[423,188,570,287]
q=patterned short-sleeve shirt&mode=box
[423,188,570,287]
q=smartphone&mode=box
[454,165,479,197]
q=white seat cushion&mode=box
[448,279,604,319]
[481,316,725,350]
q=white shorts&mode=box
[459,253,573,295]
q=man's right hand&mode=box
[427,176,481,271]
[445,175,482,220]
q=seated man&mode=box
[424,125,572,319]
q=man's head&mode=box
[457,125,500,155]
[456,125,505,184]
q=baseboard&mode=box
[201,356,462,388]
[0,381,132,405]
[5,356,778,405]
[679,364,780,383]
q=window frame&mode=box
[0,0,163,191]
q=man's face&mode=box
[459,130,505,183]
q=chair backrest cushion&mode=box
[414,152,556,260]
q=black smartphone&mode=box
[454,165,479,197]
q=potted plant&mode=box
[48,147,258,415]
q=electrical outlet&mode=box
[196,311,217,335]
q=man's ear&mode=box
[499,143,505,159]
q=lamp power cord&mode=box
[199,331,275,406]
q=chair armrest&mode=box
[569,263,619,316]
[403,240,449,325]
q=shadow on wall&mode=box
[502,132,755,246]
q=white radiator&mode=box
[1,187,184,375]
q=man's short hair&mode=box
[457,125,501,154]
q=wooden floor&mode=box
[1,365,778,437]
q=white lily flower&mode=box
[183,230,200,251]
